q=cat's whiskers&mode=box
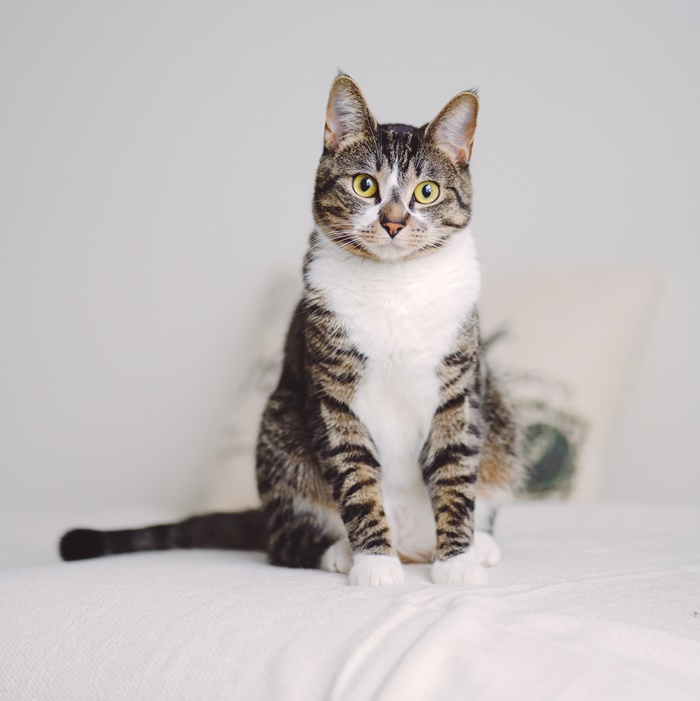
[309,229,368,260]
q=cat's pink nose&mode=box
[382,221,404,238]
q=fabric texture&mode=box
[2,503,699,700]
[201,266,661,511]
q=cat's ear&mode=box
[425,92,479,165]
[324,75,377,153]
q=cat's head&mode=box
[312,75,478,262]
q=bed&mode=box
[2,501,699,700]
[1,265,694,700]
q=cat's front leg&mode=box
[422,338,487,586]
[422,422,486,585]
[318,394,404,586]
[306,297,403,587]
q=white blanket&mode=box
[1,503,699,700]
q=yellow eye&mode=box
[414,181,440,204]
[352,174,378,198]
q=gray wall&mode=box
[1,1,698,512]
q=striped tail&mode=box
[59,510,267,561]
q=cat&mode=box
[60,75,523,586]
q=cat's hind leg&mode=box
[263,495,348,571]
[320,537,352,574]
[257,375,348,571]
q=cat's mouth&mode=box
[320,220,446,263]
[364,219,443,261]
[349,223,405,257]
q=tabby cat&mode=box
[60,75,523,586]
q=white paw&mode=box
[348,554,404,586]
[473,531,501,567]
[320,538,352,574]
[431,549,488,586]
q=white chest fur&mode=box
[306,230,481,561]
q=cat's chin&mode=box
[363,239,423,263]
[329,239,415,263]
[372,246,413,263]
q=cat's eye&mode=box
[352,174,378,198]
[413,181,440,205]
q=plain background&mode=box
[1,0,699,517]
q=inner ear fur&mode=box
[425,91,479,165]
[324,75,378,153]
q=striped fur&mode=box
[258,76,522,584]
[59,76,523,586]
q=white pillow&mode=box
[479,267,662,499]
[203,273,300,511]
[201,266,661,511]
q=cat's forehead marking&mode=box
[376,126,411,160]
[373,124,424,194]
[385,162,400,195]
